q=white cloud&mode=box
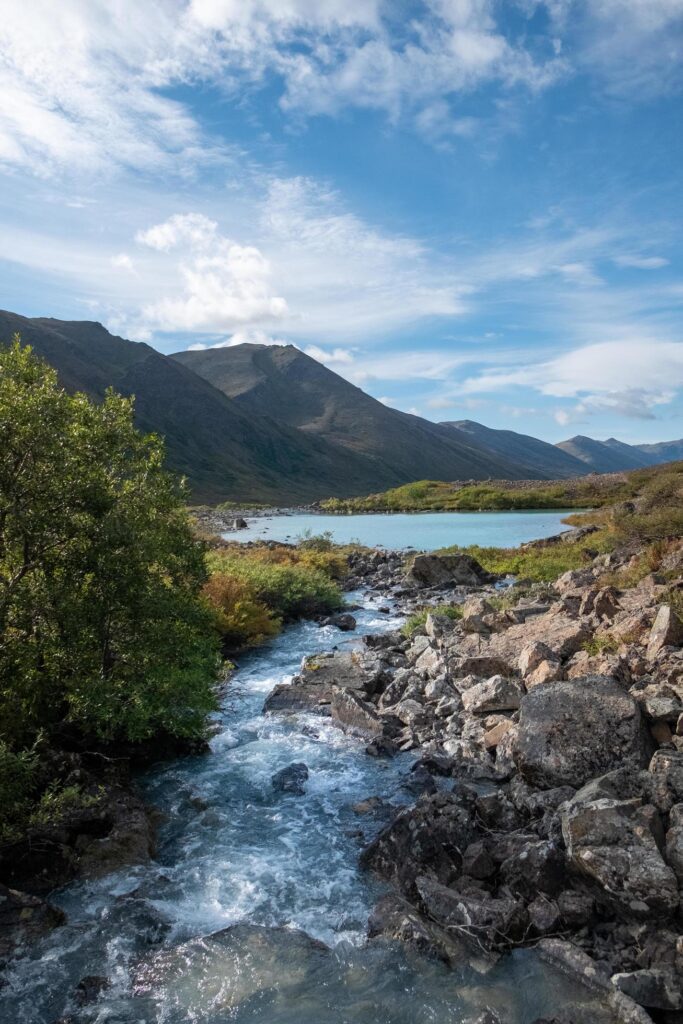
[614,253,670,269]
[461,338,683,420]
[111,253,135,272]
[136,213,218,252]
[137,213,288,332]
[304,345,354,364]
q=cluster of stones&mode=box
[267,540,683,1023]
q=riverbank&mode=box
[261,533,683,1022]
[3,466,682,1022]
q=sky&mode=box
[1,1,682,443]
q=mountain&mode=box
[556,435,658,473]
[0,311,390,504]
[440,419,588,479]
[634,439,683,464]
[4,309,680,502]
[171,344,522,485]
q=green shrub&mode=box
[0,339,219,746]
[0,741,40,841]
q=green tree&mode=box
[0,338,218,748]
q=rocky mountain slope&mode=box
[557,435,657,473]
[3,311,680,502]
[441,419,589,479]
[172,343,521,487]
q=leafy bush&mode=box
[202,573,280,648]
[0,741,39,841]
[207,550,343,621]
[0,339,218,746]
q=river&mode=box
[0,517,617,1023]
[225,510,576,550]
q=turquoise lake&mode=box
[226,509,577,550]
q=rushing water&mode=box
[226,510,576,550]
[1,553,617,1022]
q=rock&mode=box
[325,612,357,632]
[407,553,494,588]
[263,683,331,714]
[612,968,683,1011]
[499,840,565,898]
[360,793,476,897]
[367,893,493,970]
[647,605,683,659]
[74,975,111,1005]
[518,641,554,677]
[527,895,561,936]
[331,689,384,737]
[401,766,437,797]
[461,597,494,634]
[0,884,65,959]
[526,658,563,689]
[483,719,514,750]
[415,875,528,948]
[665,804,683,882]
[414,645,442,678]
[297,649,387,698]
[514,676,653,790]
[461,675,523,714]
[561,796,679,918]
[425,612,457,639]
[230,517,248,530]
[462,840,496,880]
[648,749,683,812]
[557,890,594,929]
[271,763,309,795]
[538,939,653,1024]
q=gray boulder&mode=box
[0,884,65,959]
[461,675,523,714]
[271,763,309,795]
[561,796,679,918]
[514,676,653,789]
[407,553,494,588]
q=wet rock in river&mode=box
[271,763,309,795]
[322,612,357,631]
[0,884,65,960]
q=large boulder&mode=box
[360,792,475,897]
[407,553,494,588]
[514,676,653,789]
[561,796,679,918]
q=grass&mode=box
[401,603,464,638]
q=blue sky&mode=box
[1,0,682,442]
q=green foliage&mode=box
[401,603,463,638]
[435,534,613,582]
[0,740,39,841]
[203,541,345,649]
[0,338,218,749]
[320,475,629,514]
[202,573,280,649]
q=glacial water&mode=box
[0,534,617,1023]
[226,509,576,550]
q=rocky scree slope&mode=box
[263,539,683,1023]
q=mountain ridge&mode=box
[2,310,680,502]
